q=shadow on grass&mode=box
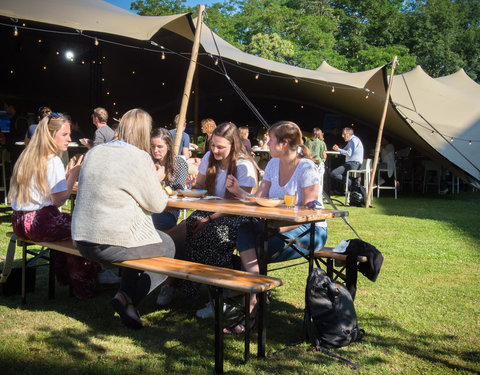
[1,288,478,375]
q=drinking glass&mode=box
[284,187,297,208]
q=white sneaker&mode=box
[97,269,121,284]
[196,300,236,319]
[156,284,175,305]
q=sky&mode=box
[105,0,217,12]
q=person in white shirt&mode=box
[157,122,257,305]
[8,112,101,300]
[225,120,327,334]
[330,127,364,193]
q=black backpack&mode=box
[349,179,367,207]
[304,268,364,367]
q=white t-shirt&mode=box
[198,151,256,197]
[263,157,326,227]
[12,155,68,211]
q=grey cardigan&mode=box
[72,143,167,248]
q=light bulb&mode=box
[255,73,259,79]
[161,52,165,60]
[468,140,472,145]
[14,26,18,36]
[214,58,219,66]
[294,78,299,83]
[94,37,99,46]
[331,86,335,93]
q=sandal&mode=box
[111,291,143,330]
[223,315,256,335]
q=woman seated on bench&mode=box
[160,122,257,307]
[8,112,101,299]
[72,108,175,330]
[150,127,188,231]
[225,120,327,334]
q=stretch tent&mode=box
[1,0,479,187]
[199,23,480,187]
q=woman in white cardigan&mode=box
[72,109,175,330]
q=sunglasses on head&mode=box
[47,112,64,123]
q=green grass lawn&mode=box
[0,193,479,374]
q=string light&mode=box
[13,26,18,36]
[43,66,47,70]
[365,89,370,99]
[331,86,335,93]
[161,51,165,60]
[255,73,259,79]
[214,58,219,66]
[94,37,99,46]
[294,78,299,83]
[469,140,472,145]
[450,137,454,142]
[132,71,135,75]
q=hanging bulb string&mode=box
[4,19,479,146]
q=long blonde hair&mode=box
[114,108,151,153]
[9,114,66,206]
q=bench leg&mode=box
[213,287,224,374]
[22,242,27,304]
[244,294,250,363]
[48,249,56,299]
[257,291,266,358]
[326,258,334,279]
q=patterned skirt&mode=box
[182,210,251,296]
[12,206,100,300]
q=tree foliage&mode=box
[131,0,480,81]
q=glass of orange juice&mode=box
[284,187,297,208]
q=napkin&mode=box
[333,240,350,253]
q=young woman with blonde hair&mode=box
[10,112,82,240]
[72,108,175,329]
[9,113,101,299]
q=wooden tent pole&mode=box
[173,5,205,157]
[366,56,398,208]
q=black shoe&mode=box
[111,292,143,330]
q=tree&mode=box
[129,0,479,81]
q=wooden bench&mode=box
[6,233,283,374]
[314,247,368,282]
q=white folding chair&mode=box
[376,160,398,199]
[345,159,372,205]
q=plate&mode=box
[177,189,207,198]
[254,197,283,207]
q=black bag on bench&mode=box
[304,267,364,368]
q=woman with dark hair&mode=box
[157,122,257,306]
[225,120,327,334]
[150,127,188,230]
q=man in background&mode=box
[330,127,364,193]
[80,107,114,149]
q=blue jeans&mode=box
[237,221,327,263]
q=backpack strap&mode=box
[0,234,17,283]
[314,345,361,369]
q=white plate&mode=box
[177,189,207,198]
[254,197,283,207]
